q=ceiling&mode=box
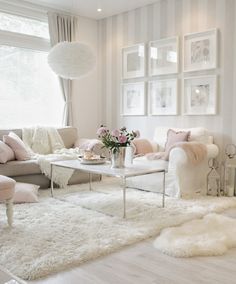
[24,0,160,19]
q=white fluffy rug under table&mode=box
[1,179,236,280]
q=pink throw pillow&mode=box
[3,132,31,161]
[0,141,15,163]
[132,139,153,155]
[164,129,190,160]
[79,139,102,151]
[13,182,39,203]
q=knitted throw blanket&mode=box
[36,148,81,188]
[146,142,207,165]
[22,126,65,154]
[22,127,79,187]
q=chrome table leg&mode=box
[89,173,92,191]
[50,164,54,197]
[123,177,126,218]
[162,170,166,208]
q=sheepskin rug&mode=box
[1,179,236,280]
[154,213,236,257]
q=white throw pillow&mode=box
[13,182,39,203]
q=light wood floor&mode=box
[25,208,236,284]
[0,266,26,284]
[2,209,236,284]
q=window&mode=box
[0,11,64,128]
[0,12,49,39]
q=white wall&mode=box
[72,16,100,138]
[98,0,236,154]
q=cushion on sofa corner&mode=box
[0,141,15,163]
[3,132,31,161]
[58,127,78,148]
[132,138,154,155]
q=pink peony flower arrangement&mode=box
[97,125,140,153]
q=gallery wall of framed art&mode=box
[121,28,218,117]
[148,79,178,116]
[121,82,146,116]
[183,29,218,72]
[122,43,146,79]
[183,76,217,115]
[149,37,179,76]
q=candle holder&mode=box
[207,158,221,196]
[223,144,236,196]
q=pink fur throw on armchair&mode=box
[145,129,207,165]
[146,141,207,165]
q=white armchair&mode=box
[127,127,219,198]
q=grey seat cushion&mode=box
[0,160,41,177]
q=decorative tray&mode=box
[79,157,106,165]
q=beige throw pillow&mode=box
[132,139,153,155]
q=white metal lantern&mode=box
[48,41,96,79]
[207,159,221,196]
[223,144,236,196]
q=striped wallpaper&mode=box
[98,0,236,155]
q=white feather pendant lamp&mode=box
[48,41,96,79]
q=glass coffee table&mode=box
[50,160,166,218]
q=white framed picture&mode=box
[183,76,217,115]
[183,29,218,72]
[148,79,178,115]
[149,37,179,76]
[122,82,146,116]
[122,43,145,79]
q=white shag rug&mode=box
[1,179,236,280]
[154,213,236,257]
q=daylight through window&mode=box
[0,11,63,128]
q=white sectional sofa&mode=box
[127,127,219,198]
[0,126,219,196]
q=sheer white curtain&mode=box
[47,12,78,126]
